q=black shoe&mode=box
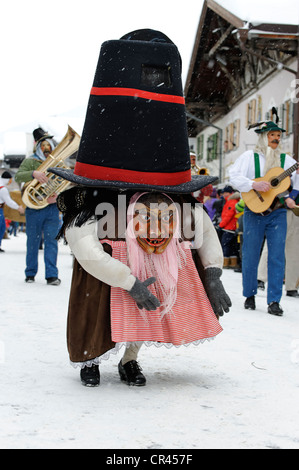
[286,290,299,298]
[0,248,5,253]
[268,302,283,316]
[80,364,100,387]
[118,360,146,386]
[25,276,35,283]
[244,296,255,310]
[257,280,265,290]
[46,277,61,286]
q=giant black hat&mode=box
[50,29,217,193]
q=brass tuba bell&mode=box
[191,165,210,176]
[198,167,210,175]
[22,125,80,209]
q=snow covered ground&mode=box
[1,231,299,450]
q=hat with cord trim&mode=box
[49,29,217,193]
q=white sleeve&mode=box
[194,205,223,269]
[65,219,136,291]
[0,187,19,210]
[229,151,255,193]
[285,154,298,188]
[292,172,299,191]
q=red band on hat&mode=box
[74,161,191,186]
[90,87,185,105]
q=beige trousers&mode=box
[257,241,268,283]
[285,210,299,291]
[258,210,299,291]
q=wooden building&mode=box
[185,0,299,183]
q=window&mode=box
[257,95,262,122]
[234,119,240,148]
[246,99,257,127]
[282,100,293,136]
[224,126,230,153]
[224,119,240,152]
[197,135,204,160]
[207,132,219,162]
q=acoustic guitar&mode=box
[242,162,299,213]
[3,190,26,223]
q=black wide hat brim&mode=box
[49,167,217,194]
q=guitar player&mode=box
[229,120,298,316]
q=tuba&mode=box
[191,164,210,176]
[198,167,210,175]
[191,164,201,176]
[22,125,80,209]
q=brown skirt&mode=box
[67,253,115,364]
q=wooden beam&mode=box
[240,45,297,74]
[208,25,234,57]
[186,101,228,112]
[218,62,239,90]
[207,0,244,28]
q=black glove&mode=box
[128,277,160,311]
[204,267,232,317]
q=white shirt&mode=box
[229,149,297,193]
[292,172,299,191]
[0,186,19,210]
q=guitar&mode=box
[242,162,299,213]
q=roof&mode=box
[215,0,299,26]
[185,0,298,136]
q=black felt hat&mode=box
[49,29,217,193]
[33,127,54,144]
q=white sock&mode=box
[122,343,142,365]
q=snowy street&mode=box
[1,232,299,449]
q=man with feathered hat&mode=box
[51,29,231,387]
[229,117,298,315]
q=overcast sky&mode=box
[0,0,203,134]
[1,0,298,136]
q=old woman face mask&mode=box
[132,193,177,254]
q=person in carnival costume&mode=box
[50,29,231,387]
